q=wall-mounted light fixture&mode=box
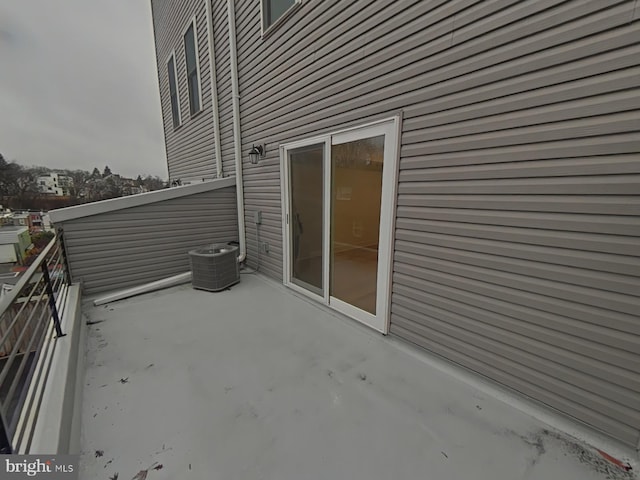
[249,144,266,164]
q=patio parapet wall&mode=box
[50,178,239,295]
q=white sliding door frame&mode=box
[281,135,329,303]
[281,116,400,333]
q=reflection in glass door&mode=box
[288,143,324,296]
[330,136,384,315]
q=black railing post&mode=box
[57,228,72,285]
[0,407,13,454]
[41,263,65,338]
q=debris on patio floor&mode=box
[79,277,638,480]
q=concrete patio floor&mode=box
[79,274,636,480]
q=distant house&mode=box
[11,212,42,232]
[0,210,13,227]
[0,226,31,264]
[37,173,72,196]
[57,175,73,196]
[41,213,53,232]
[122,183,148,196]
[28,212,44,233]
[11,213,29,227]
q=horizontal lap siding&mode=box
[152,0,217,182]
[231,0,640,447]
[391,1,640,448]
[59,187,238,295]
[235,0,388,279]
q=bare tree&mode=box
[66,170,90,200]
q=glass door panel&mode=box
[288,143,324,295]
[282,118,398,333]
[330,135,385,315]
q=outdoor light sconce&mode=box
[249,144,266,164]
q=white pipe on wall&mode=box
[205,0,223,179]
[227,0,247,263]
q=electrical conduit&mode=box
[227,0,246,263]
[205,0,223,179]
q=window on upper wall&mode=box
[183,17,202,115]
[262,0,299,32]
[167,52,181,128]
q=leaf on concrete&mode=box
[131,470,147,480]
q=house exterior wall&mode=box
[12,215,28,227]
[55,186,238,295]
[151,0,219,183]
[37,173,69,196]
[0,244,17,264]
[151,0,640,449]
[29,213,43,232]
[16,230,31,259]
[0,227,30,262]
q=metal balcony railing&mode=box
[0,235,71,453]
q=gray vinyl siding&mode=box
[152,0,218,182]
[58,187,238,295]
[227,0,640,448]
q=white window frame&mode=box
[182,15,203,116]
[166,50,181,128]
[280,116,401,334]
[260,0,303,37]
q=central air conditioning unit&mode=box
[189,244,239,292]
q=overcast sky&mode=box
[0,0,168,179]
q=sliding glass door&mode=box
[282,118,398,332]
[287,143,325,296]
[330,135,384,316]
